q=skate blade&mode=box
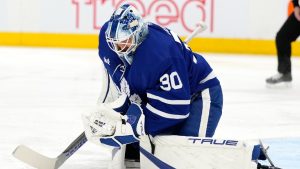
[266,82,292,89]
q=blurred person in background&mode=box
[266,0,300,86]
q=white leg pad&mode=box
[108,146,126,169]
[140,136,259,169]
[97,65,120,105]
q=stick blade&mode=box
[12,145,58,169]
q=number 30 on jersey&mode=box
[160,72,183,91]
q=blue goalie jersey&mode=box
[99,22,220,136]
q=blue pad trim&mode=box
[100,138,120,148]
[115,135,139,144]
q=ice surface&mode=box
[0,47,299,168]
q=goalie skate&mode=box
[257,140,281,169]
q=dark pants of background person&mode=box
[276,13,300,74]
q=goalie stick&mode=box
[12,23,207,169]
[13,132,87,169]
[183,21,207,44]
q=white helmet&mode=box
[105,4,148,64]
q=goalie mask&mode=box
[105,4,148,64]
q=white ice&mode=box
[0,47,299,169]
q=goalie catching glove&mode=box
[82,95,145,148]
